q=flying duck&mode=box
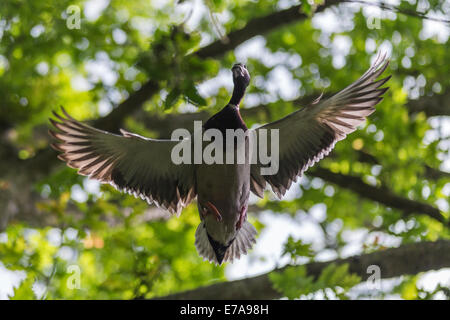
[49,54,390,264]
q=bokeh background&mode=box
[0,0,449,299]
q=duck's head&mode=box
[229,63,250,106]
[232,63,250,89]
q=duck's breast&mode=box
[195,138,250,220]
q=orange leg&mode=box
[236,205,247,230]
[203,201,222,222]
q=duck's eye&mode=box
[244,64,247,68]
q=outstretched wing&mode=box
[49,108,196,214]
[250,54,391,198]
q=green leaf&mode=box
[164,88,181,110]
[9,275,36,300]
[282,236,314,260]
[184,83,207,106]
[317,263,361,290]
[269,266,316,299]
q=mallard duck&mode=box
[50,54,390,264]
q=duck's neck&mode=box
[203,80,248,133]
[229,82,247,107]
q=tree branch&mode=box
[197,0,342,58]
[407,91,450,117]
[154,240,450,300]
[308,167,448,225]
[352,149,450,182]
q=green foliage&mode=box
[137,27,215,108]
[282,236,314,262]
[269,263,361,299]
[10,275,36,300]
[1,206,225,299]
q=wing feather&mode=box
[250,54,390,198]
[49,108,196,214]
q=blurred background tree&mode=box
[0,0,449,299]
